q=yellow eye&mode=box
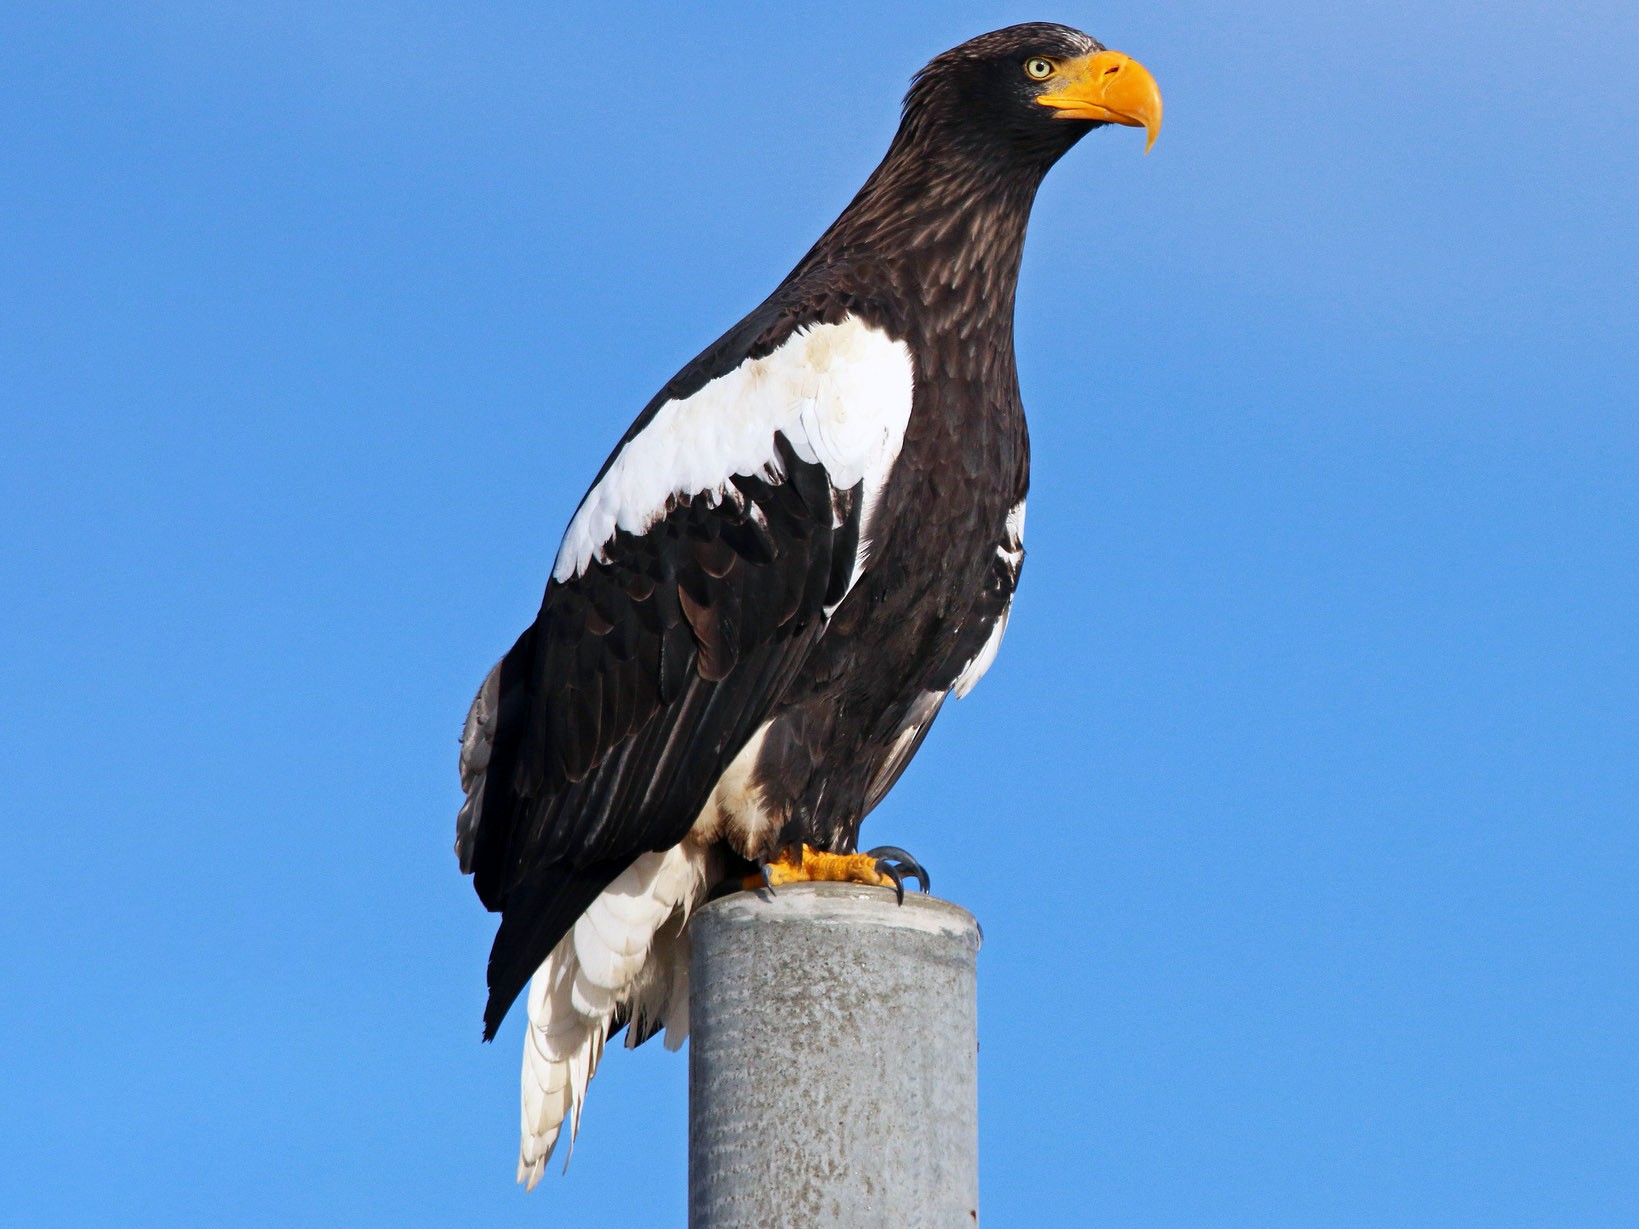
[1024,57,1055,80]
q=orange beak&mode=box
[1035,50,1164,153]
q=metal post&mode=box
[688,882,982,1228]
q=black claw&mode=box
[875,860,906,905]
[760,863,778,896]
[864,845,930,896]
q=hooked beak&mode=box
[1036,51,1163,153]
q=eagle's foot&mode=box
[746,844,930,904]
[864,845,931,900]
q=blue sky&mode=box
[2,1,1635,1225]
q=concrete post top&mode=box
[693,882,981,949]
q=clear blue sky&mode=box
[3,2,1635,1225]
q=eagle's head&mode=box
[903,22,1162,168]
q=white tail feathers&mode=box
[515,846,703,1189]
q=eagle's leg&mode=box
[746,844,929,904]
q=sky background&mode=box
[2,1,1636,1225]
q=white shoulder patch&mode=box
[553,317,915,582]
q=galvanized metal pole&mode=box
[688,882,982,1228]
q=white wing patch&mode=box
[952,497,1026,699]
[951,608,1010,698]
[1003,497,1027,559]
[553,317,915,583]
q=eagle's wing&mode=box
[860,495,1026,816]
[457,312,914,1036]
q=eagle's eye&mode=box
[1023,57,1055,80]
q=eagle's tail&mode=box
[515,846,701,1188]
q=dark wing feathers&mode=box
[464,439,865,1033]
[933,529,1022,693]
[479,853,631,1040]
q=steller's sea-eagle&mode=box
[455,22,1161,1186]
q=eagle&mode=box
[456,22,1161,1186]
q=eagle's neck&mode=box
[792,143,1049,350]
